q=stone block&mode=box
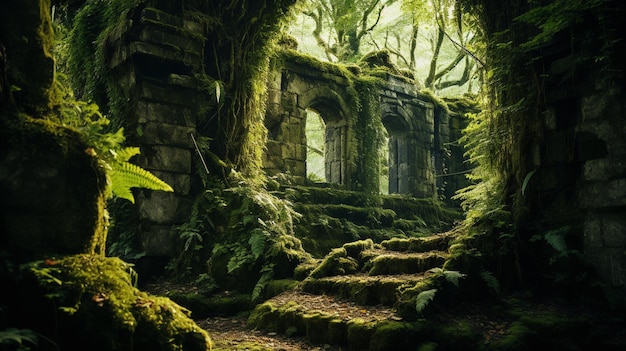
[138,26,203,55]
[140,81,198,106]
[138,122,195,148]
[137,191,191,224]
[138,145,191,173]
[281,143,297,159]
[135,100,196,127]
[598,248,626,287]
[578,178,626,209]
[583,158,626,181]
[167,74,197,89]
[139,224,175,257]
[141,7,183,27]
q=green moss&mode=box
[169,292,252,319]
[247,301,281,332]
[346,318,375,350]
[308,247,359,278]
[433,320,482,351]
[260,279,299,300]
[369,321,430,351]
[18,254,211,350]
[343,239,375,258]
[367,252,447,276]
[490,322,533,351]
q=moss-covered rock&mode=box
[0,118,108,261]
[308,247,360,278]
[2,254,211,351]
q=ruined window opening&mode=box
[305,109,326,182]
[383,114,410,194]
[305,102,347,185]
[380,128,390,194]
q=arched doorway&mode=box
[382,114,410,194]
[305,109,325,182]
[303,97,349,185]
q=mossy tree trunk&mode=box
[197,0,296,177]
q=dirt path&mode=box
[197,315,344,351]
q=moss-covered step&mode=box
[380,232,455,252]
[295,203,396,228]
[301,273,428,306]
[361,249,448,275]
[247,290,435,351]
[280,185,380,206]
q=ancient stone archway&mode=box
[382,113,411,194]
[299,89,351,185]
[263,53,463,198]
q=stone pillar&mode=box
[107,6,204,260]
[577,73,626,290]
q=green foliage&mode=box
[0,328,38,350]
[415,288,437,313]
[428,267,466,287]
[21,254,212,350]
[480,270,501,295]
[514,0,606,51]
[170,172,312,302]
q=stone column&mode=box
[107,6,204,261]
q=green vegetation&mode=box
[14,254,212,350]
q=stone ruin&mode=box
[104,6,470,265]
[4,2,616,292]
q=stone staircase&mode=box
[247,185,463,350]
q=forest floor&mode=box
[196,313,344,351]
[145,281,626,351]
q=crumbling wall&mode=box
[106,5,205,259]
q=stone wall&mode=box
[527,26,626,291]
[264,53,469,199]
[107,6,205,259]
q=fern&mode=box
[428,267,466,286]
[0,328,38,349]
[108,158,174,203]
[415,288,437,313]
[480,270,501,295]
[249,229,268,259]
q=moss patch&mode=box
[6,254,211,351]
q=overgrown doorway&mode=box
[305,109,325,182]
[382,114,410,194]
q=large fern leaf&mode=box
[415,288,437,313]
[109,161,173,203]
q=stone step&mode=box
[248,290,423,350]
[380,232,454,253]
[301,273,429,306]
[361,249,448,276]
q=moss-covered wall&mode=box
[104,5,206,260]
[264,50,471,199]
[459,0,626,293]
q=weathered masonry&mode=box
[99,3,626,294]
[263,52,469,199]
[104,6,470,264]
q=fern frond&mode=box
[442,270,466,286]
[109,161,173,203]
[415,288,437,313]
[480,270,501,295]
[114,147,140,162]
[249,229,268,259]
